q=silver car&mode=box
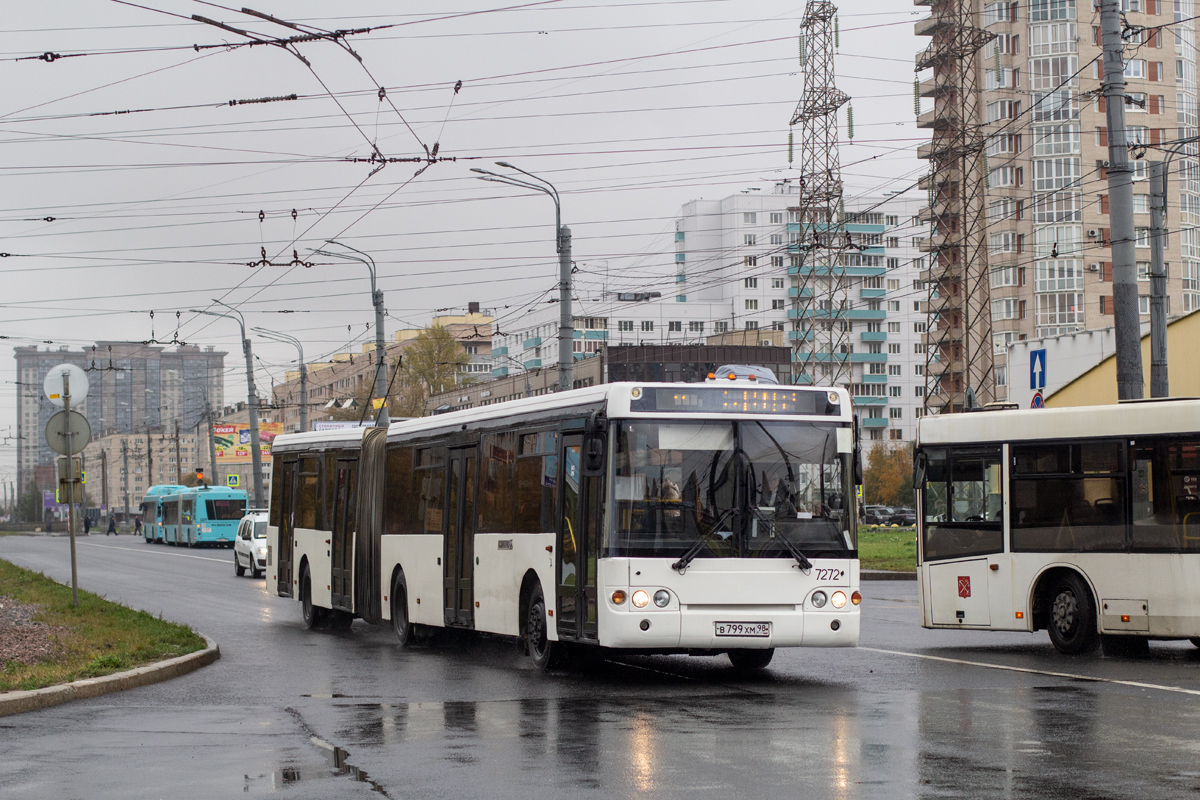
[233,512,269,578]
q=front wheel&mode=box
[391,574,412,647]
[728,648,775,670]
[1047,573,1099,654]
[234,553,245,577]
[300,566,325,630]
[524,585,557,671]
[250,562,262,579]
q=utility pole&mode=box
[1148,160,1169,397]
[121,439,130,529]
[206,401,219,486]
[174,419,182,484]
[1100,0,1145,400]
[145,426,153,485]
[100,449,108,514]
[63,374,79,607]
[558,224,574,392]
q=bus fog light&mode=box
[639,619,650,631]
[851,591,861,606]
[810,591,827,608]
[831,591,847,609]
[830,619,841,631]
[611,590,627,605]
[653,590,670,608]
[632,590,650,608]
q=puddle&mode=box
[281,707,393,797]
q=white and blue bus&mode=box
[161,486,248,547]
[140,484,187,543]
[267,380,862,670]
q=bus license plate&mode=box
[714,622,771,638]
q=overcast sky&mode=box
[0,0,922,483]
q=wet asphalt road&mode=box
[3,535,1200,799]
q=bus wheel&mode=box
[391,574,412,647]
[728,648,775,670]
[1047,573,1099,654]
[524,584,556,671]
[300,565,325,630]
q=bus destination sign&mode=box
[630,387,836,415]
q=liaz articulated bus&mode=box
[915,398,1200,655]
[160,485,248,547]
[266,380,862,670]
[140,484,187,543]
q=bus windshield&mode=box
[206,499,246,521]
[610,420,855,559]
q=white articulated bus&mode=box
[915,398,1200,655]
[266,380,861,670]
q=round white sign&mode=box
[43,363,89,408]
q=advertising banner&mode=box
[213,423,282,464]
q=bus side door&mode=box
[557,434,600,642]
[330,459,357,612]
[443,447,478,627]
[276,460,298,597]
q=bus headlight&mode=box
[631,590,650,608]
[611,590,627,605]
[810,591,827,608]
[831,591,848,609]
[653,590,670,608]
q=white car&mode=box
[233,512,269,578]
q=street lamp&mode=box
[472,162,574,392]
[492,354,532,398]
[190,301,265,508]
[253,327,307,433]
[309,240,389,427]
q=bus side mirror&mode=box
[913,452,927,491]
[582,434,606,477]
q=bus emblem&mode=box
[958,577,971,598]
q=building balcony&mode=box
[914,15,948,37]
[860,288,886,299]
[850,352,888,363]
[491,367,510,377]
[862,417,890,428]
[523,359,542,369]
[852,396,888,406]
[788,330,814,342]
[861,331,888,342]
[788,287,813,298]
[522,337,542,349]
[491,346,508,356]
[861,374,889,384]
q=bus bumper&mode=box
[598,599,860,649]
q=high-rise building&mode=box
[915,0,1199,400]
[15,342,224,494]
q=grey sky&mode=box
[0,0,921,482]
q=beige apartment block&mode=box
[916,0,1199,397]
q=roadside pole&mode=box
[63,375,79,608]
[1148,161,1169,397]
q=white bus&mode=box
[266,380,862,670]
[915,398,1200,655]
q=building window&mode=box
[888,322,901,333]
[889,385,902,397]
[744,234,757,246]
[914,322,927,333]
[886,237,900,248]
[715,321,729,333]
[771,277,784,288]
[770,212,783,224]
[888,364,901,376]
[915,385,926,397]
[688,321,705,332]
[888,343,901,354]
[887,257,900,269]
[889,429,904,441]
[745,299,758,310]
[744,255,757,268]
[770,234,783,245]
[743,212,756,224]
[668,321,682,332]
[771,256,784,268]
[641,321,654,332]
[744,277,758,288]
[887,301,900,311]
[914,364,924,376]
[618,320,634,332]
[889,407,903,420]
[745,321,759,330]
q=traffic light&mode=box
[196,468,205,485]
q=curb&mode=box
[0,633,220,717]
[862,570,917,581]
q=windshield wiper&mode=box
[750,506,812,572]
[671,509,733,573]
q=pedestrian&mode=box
[107,516,116,536]
[83,515,91,535]
[134,517,142,536]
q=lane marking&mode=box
[860,646,1200,697]
[79,541,229,564]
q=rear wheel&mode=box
[524,585,557,671]
[1047,573,1099,654]
[391,574,412,647]
[728,648,775,670]
[234,552,245,577]
[300,565,325,630]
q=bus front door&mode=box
[557,435,599,642]
[443,447,477,628]
[276,460,297,597]
[330,460,357,612]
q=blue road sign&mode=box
[1030,349,1047,390]
[226,474,240,488]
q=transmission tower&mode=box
[915,0,996,412]
[789,1,851,387]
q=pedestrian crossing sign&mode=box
[226,474,240,488]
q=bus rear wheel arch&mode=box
[300,560,326,630]
[1035,569,1099,655]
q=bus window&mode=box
[182,499,194,524]
[384,447,422,535]
[478,433,517,533]
[1131,438,1200,551]
[269,458,283,528]
[297,456,321,530]
[1011,442,1126,552]
[206,499,246,520]
[419,457,446,535]
[514,431,557,534]
[922,448,1003,561]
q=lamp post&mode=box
[492,354,532,398]
[190,302,265,507]
[472,162,574,392]
[253,327,307,433]
[310,240,389,426]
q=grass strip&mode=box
[859,526,917,572]
[0,558,205,693]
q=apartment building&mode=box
[916,0,1199,399]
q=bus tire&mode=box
[234,553,245,577]
[1047,572,1099,654]
[728,648,775,670]
[300,565,325,630]
[524,584,556,672]
[391,573,412,647]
